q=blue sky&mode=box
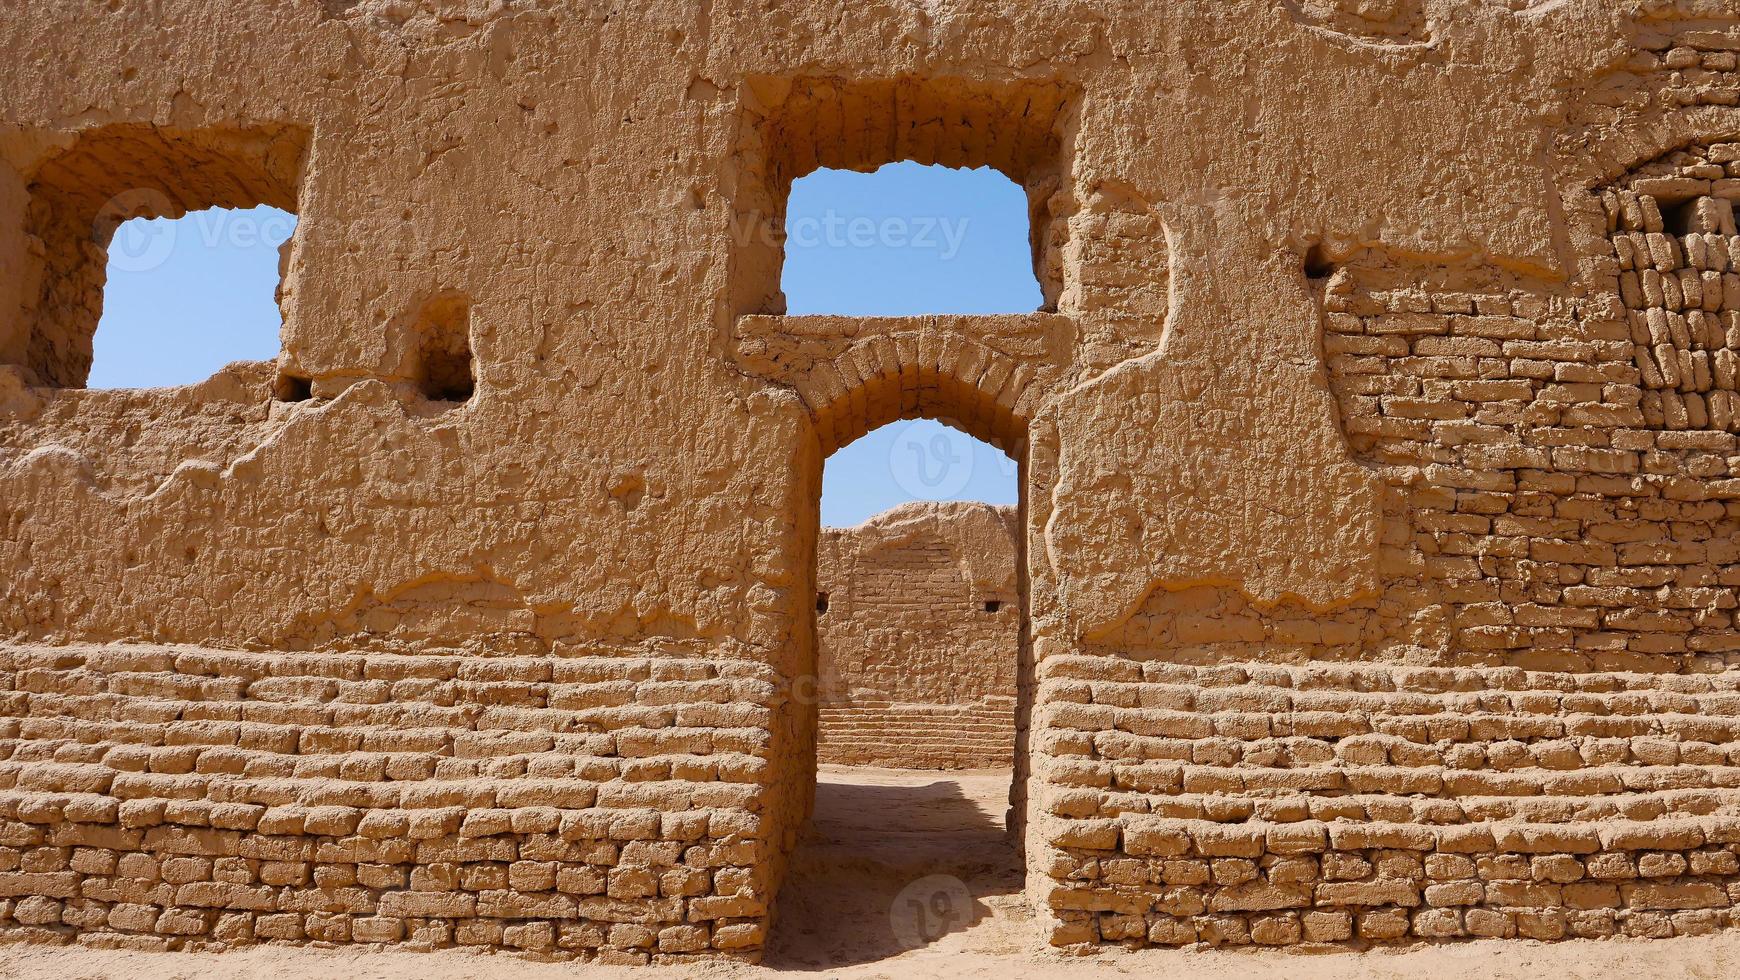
[92,206,295,389]
[782,162,1041,318]
[94,162,1033,526]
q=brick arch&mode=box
[1572,107,1740,192]
[793,331,1033,455]
[825,345,1021,454]
[731,312,1075,456]
[1558,108,1740,268]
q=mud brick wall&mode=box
[13,0,1740,963]
[1034,659,1740,947]
[0,645,777,964]
[815,502,1018,769]
[1299,148,1740,674]
[1605,147,1740,432]
[1021,85,1740,949]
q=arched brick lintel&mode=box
[731,312,1075,456]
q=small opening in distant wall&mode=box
[815,592,830,615]
[983,599,1002,613]
[274,372,313,402]
[1303,242,1335,282]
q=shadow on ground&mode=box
[764,768,1028,970]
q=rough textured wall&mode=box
[4,0,1740,963]
[0,645,773,961]
[815,502,1018,769]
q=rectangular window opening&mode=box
[7,123,308,391]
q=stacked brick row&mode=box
[1604,143,1740,431]
[1579,28,1740,131]
[817,697,1015,769]
[0,645,777,962]
[1634,29,1740,112]
[1312,252,1740,672]
[1033,657,1740,947]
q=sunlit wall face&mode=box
[87,166,1032,523]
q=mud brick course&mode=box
[815,502,1018,769]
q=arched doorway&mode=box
[757,337,1046,965]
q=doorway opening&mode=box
[740,77,1074,964]
[769,417,1029,967]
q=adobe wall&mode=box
[4,0,1740,963]
[814,501,1018,769]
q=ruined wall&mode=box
[815,501,1018,769]
[0,645,773,962]
[1028,21,1740,950]
[6,0,1740,963]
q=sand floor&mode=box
[5,765,1740,979]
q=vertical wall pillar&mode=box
[0,152,34,375]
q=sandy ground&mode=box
[765,765,1029,969]
[6,766,1740,979]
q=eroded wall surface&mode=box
[4,0,1740,961]
[815,502,1018,769]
